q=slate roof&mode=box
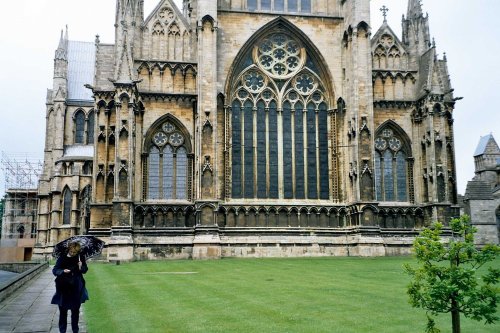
[474,134,494,157]
[464,180,493,200]
[67,41,96,101]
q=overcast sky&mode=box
[0,0,498,196]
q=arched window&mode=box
[229,30,330,200]
[74,111,85,144]
[87,111,95,144]
[62,187,72,225]
[374,127,410,202]
[146,119,190,200]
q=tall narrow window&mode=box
[261,0,271,10]
[374,127,410,202]
[288,0,298,12]
[87,111,95,144]
[63,188,72,225]
[248,0,257,11]
[146,120,190,200]
[75,111,85,144]
[301,0,311,13]
[230,31,330,200]
[275,0,285,11]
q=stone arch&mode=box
[143,113,192,153]
[224,16,336,101]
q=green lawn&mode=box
[83,257,500,333]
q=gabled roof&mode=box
[371,22,407,53]
[144,0,189,29]
[474,134,499,157]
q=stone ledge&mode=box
[0,261,49,303]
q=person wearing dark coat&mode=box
[51,241,89,333]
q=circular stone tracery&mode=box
[152,121,185,148]
[254,33,305,79]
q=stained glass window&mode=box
[147,120,189,200]
[248,0,257,11]
[301,0,311,13]
[63,188,72,225]
[374,126,410,202]
[75,111,85,144]
[87,111,95,144]
[230,31,330,200]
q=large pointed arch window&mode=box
[374,127,411,202]
[229,30,330,200]
[145,120,191,200]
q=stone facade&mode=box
[464,134,500,245]
[35,0,460,260]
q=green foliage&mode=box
[404,215,500,332]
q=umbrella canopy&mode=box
[53,235,105,260]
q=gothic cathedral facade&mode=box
[35,0,460,260]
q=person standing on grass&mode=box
[51,241,89,333]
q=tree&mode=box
[404,215,500,333]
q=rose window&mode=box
[254,33,305,79]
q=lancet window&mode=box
[62,187,72,225]
[230,31,330,200]
[145,120,190,200]
[374,127,410,202]
[73,109,95,144]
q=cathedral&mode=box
[35,0,460,260]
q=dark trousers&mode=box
[58,305,80,333]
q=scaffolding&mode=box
[1,152,43,239]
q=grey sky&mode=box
[0,0,498,196]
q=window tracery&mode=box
[230,31,330,200]
[146,120,189,200]
[374,127,409,202]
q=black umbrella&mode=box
[53,235,105,260]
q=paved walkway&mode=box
[0,267,87,333]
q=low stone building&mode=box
[464,134,500,245]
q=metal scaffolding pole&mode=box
[1,152,43,239]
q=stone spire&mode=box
[402,0,431,56]
[114,0,144,83]
[53,26,68,99]
[54,26,68,61]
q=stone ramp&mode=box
[0,267,87,333]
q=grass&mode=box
[83,256,500,333]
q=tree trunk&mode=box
[451,299,461,333]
